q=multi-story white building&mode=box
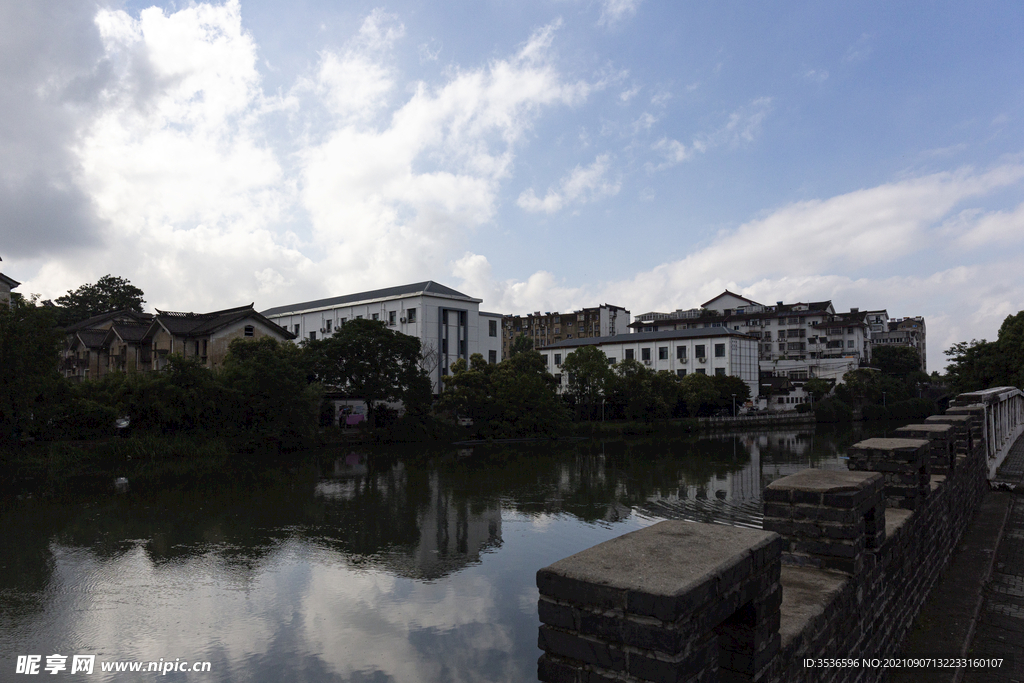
[870,316,927,372]
[538,328,759,398]
[260,281,503,393]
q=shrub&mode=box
[813,398,853,423]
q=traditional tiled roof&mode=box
[109,322,152,343]
[0,272,19,289]
[152,304,295,340]
[74,329,109,349]
[701,289,762,308]
[64,309,153,332]
[260,281,479,317]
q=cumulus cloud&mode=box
[517,154,620,213]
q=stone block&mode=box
[762,469,883,575]
[894,423,955,474]
[847,438,930,509]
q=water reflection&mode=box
[0,424,904,682]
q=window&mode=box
[554,353,562,366]
[695,344,706,358]
[658,346,668,360]
[778,330,787,340]
[696,368,707,375]
[407,308,416,323]
[555,373,562,384]
[788,317,799,324]
[326,320,332,333]
[715,367,726,376]
[356,315,363,320]
[625,349,635,360]
[677,369,687,378]
[641,348,651,361]
[488,350,497,364]
[848,339,855,348]
[607,357,616,364]
[779,343,786,351]
[676,346,687,360]
[202,340,207,356]
[489,320,497,337]
[244,325,254,337]
[541,354,548,365]
[294,324,300,335]
[714,343,725,357]
[309,331,316,341]
[340,317,347,325]
[194,341,200,356]
[389,311,396,325]
[554,327,560,334]
[372,313,379,321]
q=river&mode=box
[0,423,905,681]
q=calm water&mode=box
[0,425,900,682]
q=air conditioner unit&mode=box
[319,328,326,333]
[697,356,706,363]
[400,317,407,323]
[643,359,652,365]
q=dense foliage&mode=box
[0,297,65,442]
[944,312,1024,393]
[50,275,146,327]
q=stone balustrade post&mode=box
[537,521,783,683]
[762,469,885,575]
[846,438,930,510]
[925,414,972,457]
[893,424,956,475]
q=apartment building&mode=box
[261,281,503,394]
[870,316,927,372]
[501,304,629,356]
[539,328,759,398]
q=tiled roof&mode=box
[0,272,19,288]
[110,322,152,343]
[259,281,478,317]
[701,289,762,308]
[64,309,153,332]
[75,329,109,349]
[540,327,755,350]
[153,304,295,340]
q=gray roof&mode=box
[153,304,295,339]
[0,272,19,289]
[540,327,756,350]
[64,309,153,332]
[260,281,478,317]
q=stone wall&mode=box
[537,399,997,683]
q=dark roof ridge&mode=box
[155,303,255,319]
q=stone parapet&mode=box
[925,414,972,456]
[846,438,931,510]
[893,423,955,474]
[762,469,884,575]
[537,521,782,683]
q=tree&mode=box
[710,375,751,415]
[803,378,833,403]
[945,312,1024,393]
[871,346,922,376]
[561,345,613,420]
[0,297,64,442]
[678,373,719,417]
[53,275,146,326]
[508,334,534,357]
[305,318,426,428]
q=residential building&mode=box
[538,328,759,398]
[61,305,292,381]
[260,281,503,393]
[0,256,19,307]
[501,304,629,356]
[870,316,928,372]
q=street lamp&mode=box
[731,393,736,417]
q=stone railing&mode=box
[946,386,1024,478]
[536,391,998,682]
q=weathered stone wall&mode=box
[537,397,995,683]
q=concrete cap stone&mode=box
[895,424,952,435]
[849,438,930,451]
[537,521,779,614]
[926,415,971,423]
[766,469,881,493]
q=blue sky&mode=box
[1,0,1022,371]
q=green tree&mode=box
[871,345,922,375]
[440,354,495,422]
[305,318,426,428]
[220,337,321,442]
[561,345,613,420]
[803,377,833,402]
[710,375,751,414]
[0,297,64,442]
[53,275,146,326]
[945,312,1024,393]
[678,372,718,417]
[488,350,568,436]
[508,334,534,357]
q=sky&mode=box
[1,0,1022,371]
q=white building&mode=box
[538,328,759,398]
[260,281,503,393]
[0,256,18,308]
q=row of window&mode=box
[543,343,729,367]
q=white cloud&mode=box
[948,201,1024,250]
[598,0,643,26]
[517,153,620,213]
[803,69,829,83]
[650,97,772,170]
[843,33,873,64]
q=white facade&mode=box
[261,281,502,393]
[539,329,759,398]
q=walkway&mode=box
[895,432,1024,683]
